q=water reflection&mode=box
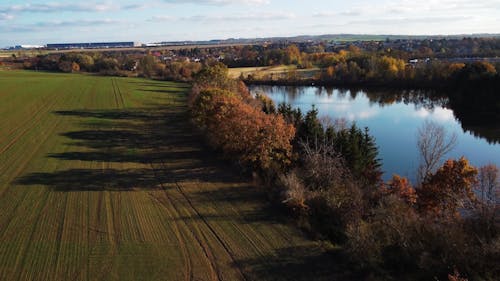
[250,85,500,181]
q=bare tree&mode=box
[417,120,457,183]
[300,141,351,191]
[279,171,307,210]
[470,164,499,236]
[477,164,499,207]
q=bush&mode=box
[279,171,308,211]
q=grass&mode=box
[228,65,320,80]
[0,71,340,280]
[228,65,298,79]
[0,50,48,58]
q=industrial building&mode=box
[46,42,141,50]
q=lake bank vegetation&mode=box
[189,63,499,280]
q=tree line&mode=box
[15,38,500,91]
[189,63,499,280]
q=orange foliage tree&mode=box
[285,44,302,65]
[417,157,478,218]
[191,88,295,172]
[384,175,417,205]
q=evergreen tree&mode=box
[298,106,324,144]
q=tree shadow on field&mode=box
[179,185,292,225]
[138,89,188,95]
[14,84,355,280]
[235,246,366,281]
[127,81,191,89]
[16,100,244,191]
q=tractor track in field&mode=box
[147,164,198,281]
[150,159,249,281]
[0,91,76,231]
[147,190,194,281]
[91,85,125,280]
[11,188,53,281]
[0,91,59,157]
[111,78,125,109]
[198,182,271,258]
[172,180,249,281]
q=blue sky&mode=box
[1,0,499,47]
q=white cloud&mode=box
[313,10,361,17]
[358,109,379,120]
[0,12,13,20]
[432,108,455,122]
[412,107,455,122]
[348,16,471,26]
[413,108,430,118]
[314,0,499,22]
[0,2,146,14]
[1,18,122,33]
[313,12,336,17]
[150,15,175,22]
[162,0,270,5]
[186,12,295,21]
[150,11,295,22]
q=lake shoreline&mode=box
[243,75,500,92]
[250,85,500,182]
[244,78,447,90]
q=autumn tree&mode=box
[285,44,302,66]
[138,55,157,78]
[193,62,234,90]
[190,88,237,129]
[417,157,478,218]
[75,54,94,71]
[71,62,80,72]
[384,175,417,205]
[325,66,335,79]
[58,60,72,73]
[211,96,295,171]
[94,57,119,72]
[458,61,497,80]
[377,56,406,80]
[190,63,238,106]
[191,88,295,172]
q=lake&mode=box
[250,85,500,182]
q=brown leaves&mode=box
[417,157,478,219]
[191,88,295,172]
[385,175,417,205]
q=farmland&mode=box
[0,71,336,281]
[228,65,320,80]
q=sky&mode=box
[0,0,499,47]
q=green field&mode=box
[0,71,338,281]
[228,65,320,80]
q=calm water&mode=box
[250,85,500,182]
